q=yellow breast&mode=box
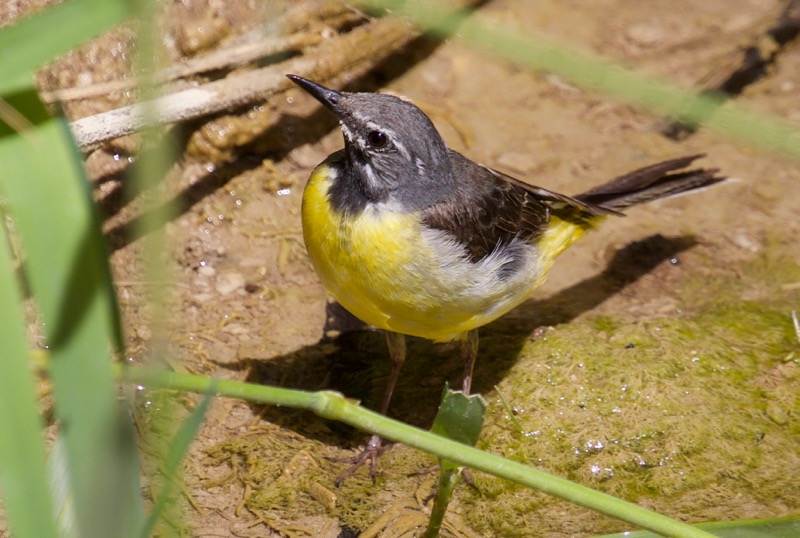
[302,163,428,331]
[301,163,587,342]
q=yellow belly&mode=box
[302,163,588,342]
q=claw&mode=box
[333,434,391,487]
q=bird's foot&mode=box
[333,434,391,487]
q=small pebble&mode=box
[626,22,664,47]
[214,272,245,295]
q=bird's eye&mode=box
[367,130,389,148]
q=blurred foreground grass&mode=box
[0,1,798,537]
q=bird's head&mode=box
[288,75,454,211]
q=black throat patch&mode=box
[323,150,371,216]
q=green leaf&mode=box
[0,101,143,538]
[140,384,216,538]
[426,386,487,537]
[0,201,59,538]
[0,0,132,96]
[430,385,487,470]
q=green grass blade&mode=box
[0,102,143,538]
[598,516,800,537]
[139,385,216,538]
[0,0,132,95]
[0,208,59,538]
[126,4,189,532]
[357,0,800,160]
[121,367,718,538]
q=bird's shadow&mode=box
[232,233,697,449]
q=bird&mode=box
[286,73,724,484]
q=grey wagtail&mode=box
[287,74,724,483]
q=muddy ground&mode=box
[13,0,800,536]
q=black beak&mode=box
[286,74,343,113]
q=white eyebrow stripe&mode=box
[392,138,410,159]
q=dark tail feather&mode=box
[576,154,725,211]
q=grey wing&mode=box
[421,151,566,263]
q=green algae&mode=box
[197,245,800,535]
[200,308,797,534]
[200,421,436,531]
[460,255,800,536]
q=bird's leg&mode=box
[457,329,481,489]
[412,329,482,491]
[460,329,480,395]
[334,331,406,486]
[379,331,406,415]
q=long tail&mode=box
[575,154,725,211]
[538,154,724,262]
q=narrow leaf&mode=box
[0,103,143,538]
[598,517,800,538]
[139,385,216,538]
[0,207,59,538]
[0,0,132,95]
